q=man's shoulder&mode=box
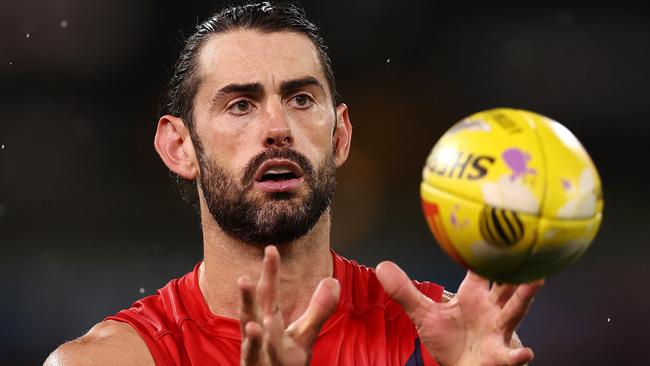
[106,265,200,337]
[44,320,154,366]
[44,266,200,366]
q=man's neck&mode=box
[198,210,334,324]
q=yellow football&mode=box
[421,108,603,283]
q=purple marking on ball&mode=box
[503,148,537,181]
[450,204,469,229]
[561,178,572,191]
[450,205,459,226]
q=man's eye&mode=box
[289,94,314,108]
[229,100,253,114]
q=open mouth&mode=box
[254,160,305,192]
[259,168,299,182]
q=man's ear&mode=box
[154,115,199,180]
[333,103,353,167]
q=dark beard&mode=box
[198,148,336,245]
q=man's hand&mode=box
[376,261,543,366]
[238,246,340,366]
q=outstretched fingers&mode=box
[240,245,284,366]
[288,277,340,347]
[507,346,535,365]
[376,261,433,326]
[239,274,264,365]
[239,276,259,333]
[258,245,281,318]
[264,302,289,364]
[489,282,518,308]
[241,321,264,365]
[456,270,490,296]
[496,279,544,334]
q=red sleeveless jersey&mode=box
[106,252,443,366]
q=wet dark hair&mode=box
[159,1,338,206]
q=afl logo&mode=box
[479,206,525,247]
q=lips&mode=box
[253,159,305,193]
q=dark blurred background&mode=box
[1,0,649,365]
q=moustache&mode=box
[241,149,315,188]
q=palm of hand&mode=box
[238,246,340,366]
[240,315,311,366]
[376,263,542,366]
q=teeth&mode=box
[265,168,292,175]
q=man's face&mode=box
[190,29,340,245]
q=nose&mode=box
[263,110,294,149]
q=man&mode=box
[45,3,543,365]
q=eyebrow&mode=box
[212,77,325,105]
[279,77,325,95]
[215,82,264,99]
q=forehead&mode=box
[197,29,326,90]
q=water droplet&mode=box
[607,317,611,323]
[26,33,30,39]
[60,20,68,29]
[139,287,145,294]
[386,58,391,63]
[1,144,4,149]
[8,61,12,65]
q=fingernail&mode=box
[266,245,276,255]
[508,349,521,360]
[263,316,272,327]
[331,279,340,298]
